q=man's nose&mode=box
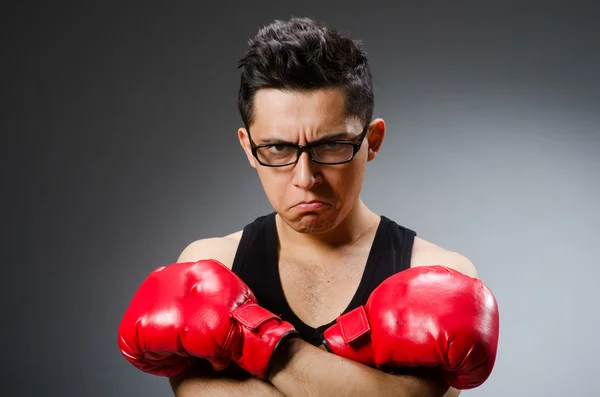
[291,151,322,189]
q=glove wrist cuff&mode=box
[264,329,301,381]
[230,302,299,379]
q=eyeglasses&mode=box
[248,125,369,167]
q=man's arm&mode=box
[170,344,460,397]
[269,339,452,397]
[409,248,484,397]
[167,237,285,397]
[169,360,284,397]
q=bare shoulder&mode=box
[410,236,480,278]
[176,230,243,269]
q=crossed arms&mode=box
[170,335,460,397]
[167,248,483,397]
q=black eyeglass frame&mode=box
[247,124,370,167]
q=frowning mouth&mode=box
[291,201,329,211]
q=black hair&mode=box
[237,17,374,129]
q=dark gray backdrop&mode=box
[5,1,599,396]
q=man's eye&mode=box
[269,145,288,153]
[320,142,343,150]
[267,145,297,155]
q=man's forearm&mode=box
[169,361,284,397]
[171,376,284,397]
[268,338,452,397]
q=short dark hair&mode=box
[237,17,374,130]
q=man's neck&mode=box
[275,200,380,254]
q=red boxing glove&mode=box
[118,260,298,379]
[322,266,499,390]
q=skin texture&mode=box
[237,87,385,245]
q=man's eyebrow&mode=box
[257,137,293,144]
[257,131,357,145]
[313,131,355,142]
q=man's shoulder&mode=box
[410,236,480,278]
[176,230,243,269]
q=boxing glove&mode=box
[118,259,298,379]
[322,266,499,389]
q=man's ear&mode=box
[238,128,257,169]
[367,118,386,162]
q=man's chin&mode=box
[285,212,337,234]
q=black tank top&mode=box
[231,212,416,346]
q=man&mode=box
[118,17,499,397]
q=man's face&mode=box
[238,87,384,234]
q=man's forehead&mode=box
[253,88,348,120]
[250,120,359,141]
[253,86,346,108]
[249,89,363,140]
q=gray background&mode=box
[5,1,599,396]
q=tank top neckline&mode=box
[264,212,393,334]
